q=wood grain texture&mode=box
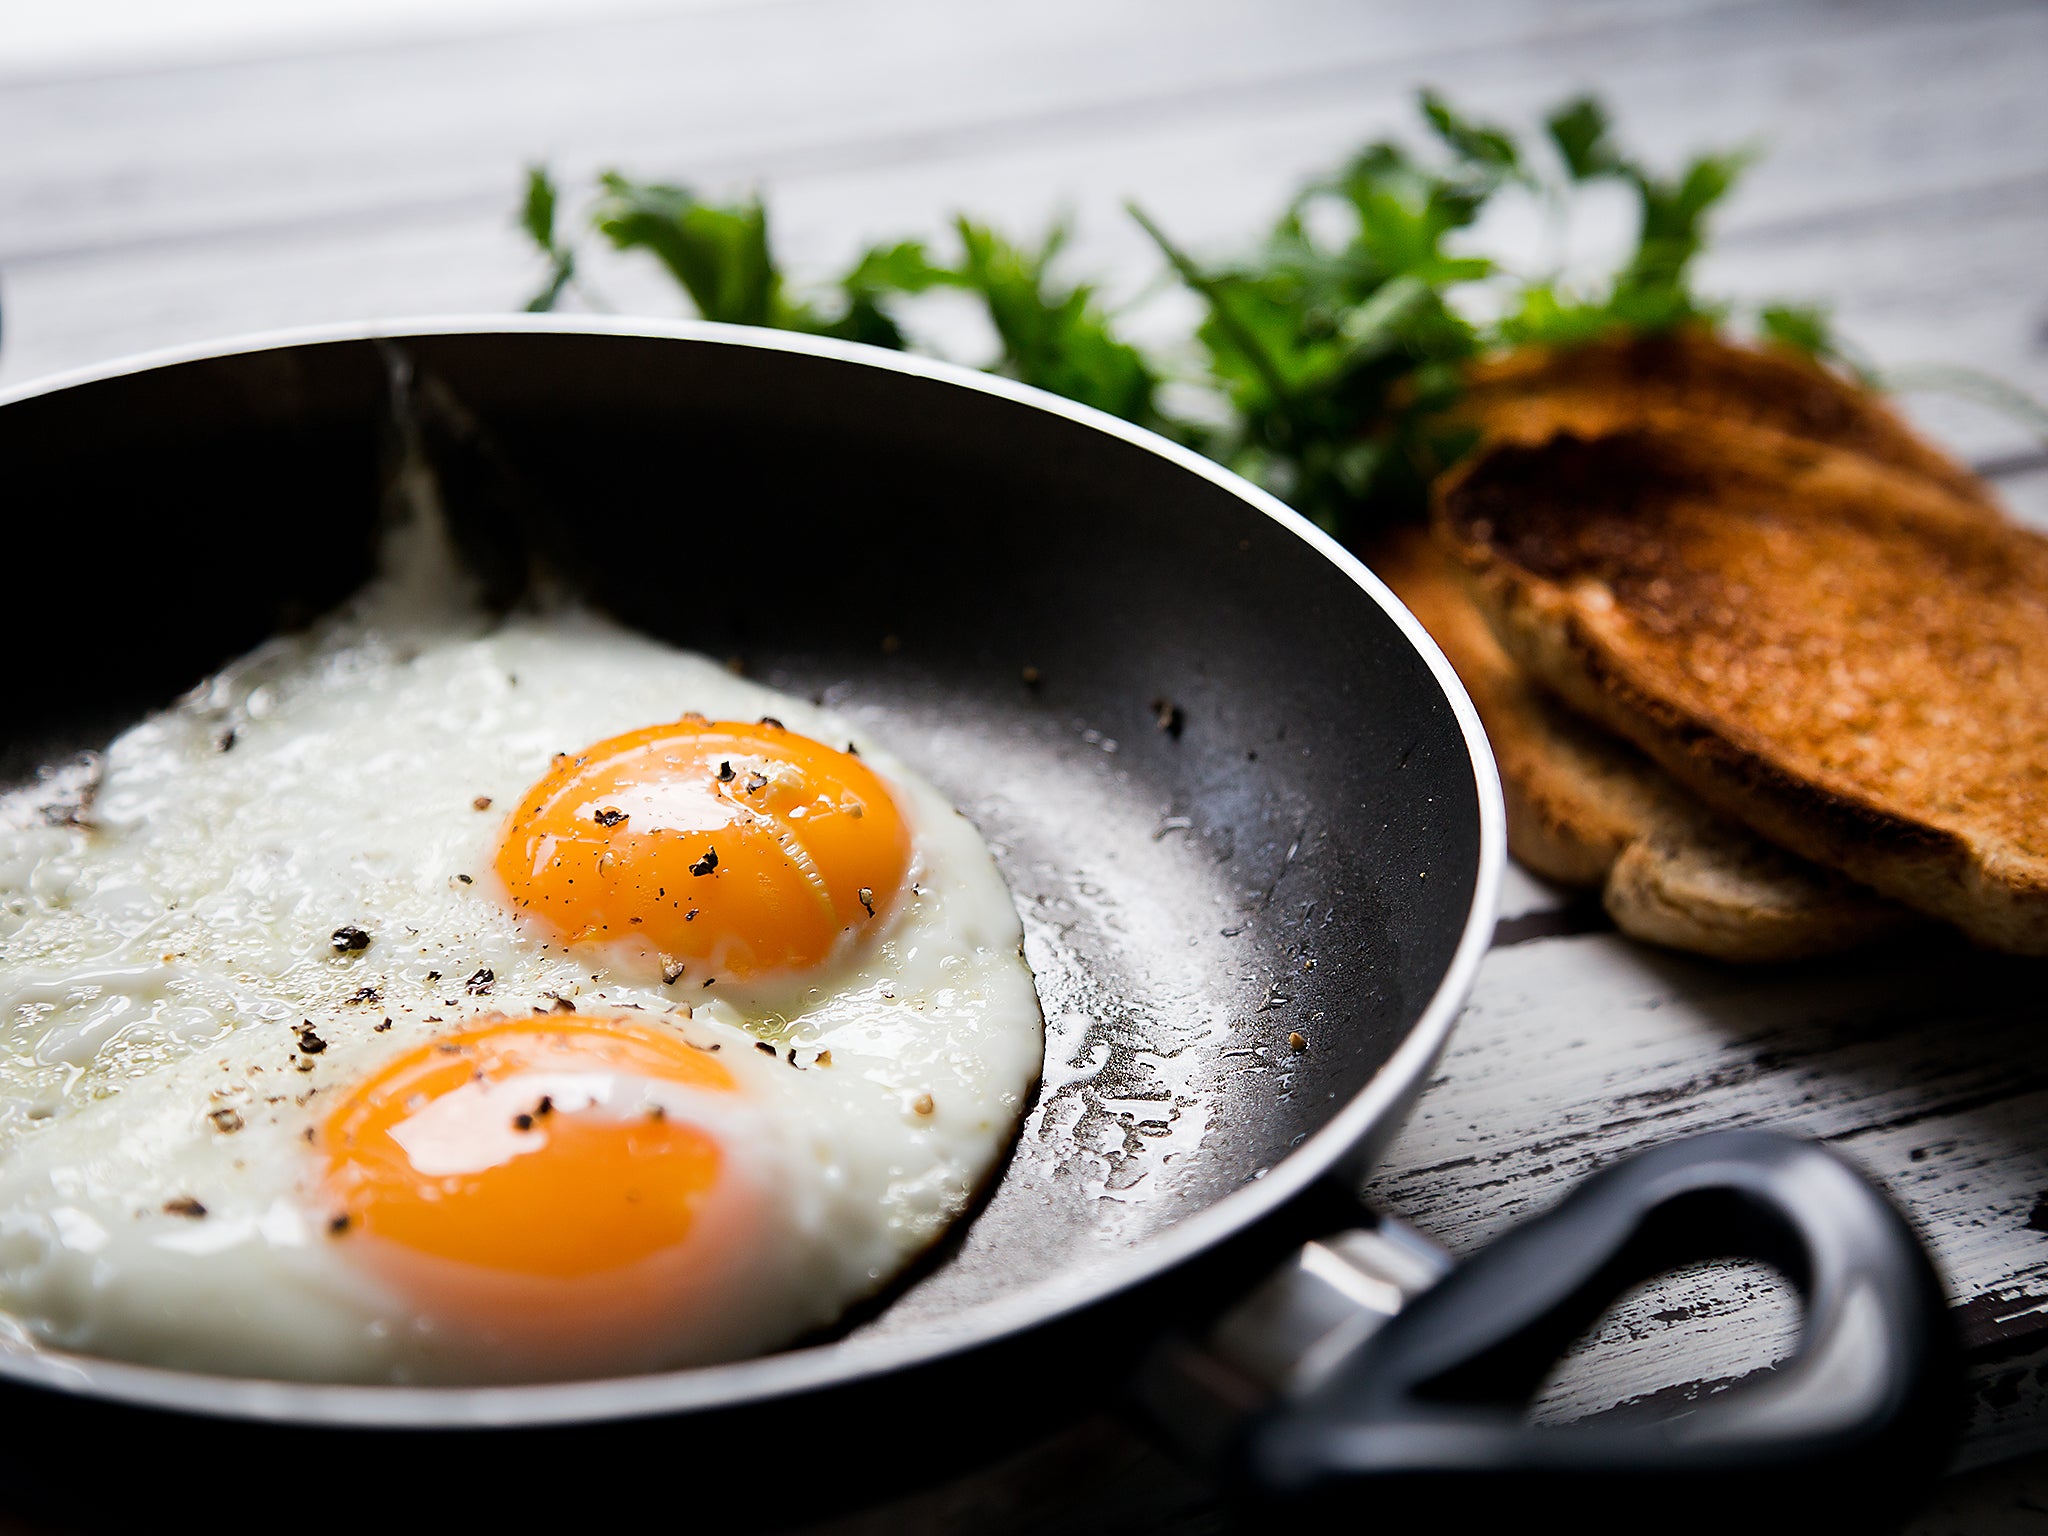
[1365,928,2048,1452]
[3,0,2048,1525]
[4,0,2047,458]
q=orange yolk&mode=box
[493,718,910,982]
[323,1015,734,1278]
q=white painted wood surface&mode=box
[5,0,2048,1526]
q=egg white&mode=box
[0,534,1043,1383]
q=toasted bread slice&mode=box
[1459,328,1998,513]
[1438,422,2048,953]
[1602,811,1918,963]
[1372,525,1911,960]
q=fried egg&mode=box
[0,527,1043,1383]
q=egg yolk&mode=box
[322,1015,733,1278]
[494,718,910,982]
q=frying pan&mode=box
[0,319,1955,1529]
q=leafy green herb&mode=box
[1481,113,1753,345]
[1127,185,1482,529]
[592,175,785,328]
[1545,96,1622,183]
[1758,302,1861,376]
[589,173,912,344]
[1125,101,1535,529]
[519,166,577,314]
[1420,89,1525,183]
[1141,92,1799,532]
[517,91,1861,543]
[527,177,1172,431]
[833,239,941,351]
[935,216,1173,432]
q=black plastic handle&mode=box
[1239,1130,1959,1525]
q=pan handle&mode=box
[1227,1130,1958,1523]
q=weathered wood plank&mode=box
[1365,930,2048,1452]
[4,0,2048,1513]
[0,0,1761,258]
[4,0,2046,471]
[2,0,2034,263]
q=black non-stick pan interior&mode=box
[3,325,1979,1535]
[3,323,1487,1365]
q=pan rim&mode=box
[0,315,1506,1427]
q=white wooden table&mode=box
[6,1,2048,1526]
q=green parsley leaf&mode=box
[519,165,577,314]
[521,165,557,251]
[840,239,947,297]
[1544,96,1619,181]
[516,90,1864,546]
[1758,303,1836,359]
[1134,100,1510,531]
[1610,148,1753,319]
[582,174,927,347]
[1420,90,1522,179]
[936,216,1172,428]
[593,175,784,327]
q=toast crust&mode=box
[1437,423,2048,953]
[1371,524,1910,960]
[1602,816,1917,963]
[1459,329,1999,514]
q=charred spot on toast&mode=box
[1379,485,1917,962]
[1457,331,1995,513]
[1438,429,1717,600]
[1438,409,2048,948]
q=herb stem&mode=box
[1127,200,1296,415]
[1876,365,2048,445]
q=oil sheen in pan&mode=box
[0,498,1044,1384]
[0,322,1495,1413]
